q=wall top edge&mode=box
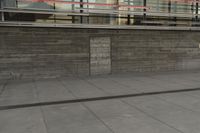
[0,22,200,31]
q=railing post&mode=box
[80,0,83,24]
[0,0,5,22]
[143,0,146,20]
[196,0,199,20]
[72,0,75,23]
[168,0,171,13]
[16,0,18,8]
[127,0,131,25]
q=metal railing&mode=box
[0,7,198,17]
[0,0,200,28]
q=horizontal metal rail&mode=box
[0,8,89,16]
[78,7,196,17]
[0,7,198,18]
[141,20,200,25]
[0,21,200,31]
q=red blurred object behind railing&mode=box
[18,0,150,9]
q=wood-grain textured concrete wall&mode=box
[112,30,200,73]
[0,27,200,80]
[0,27,90,79]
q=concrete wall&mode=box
[0,27,90,79]
[112,30,200,73]
[0,26,200,80]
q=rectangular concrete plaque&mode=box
[90,37,111,75]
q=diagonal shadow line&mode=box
[1,87,200,111]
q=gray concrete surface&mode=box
[1,71,200,133]
[0,71,200,106]
[1,27,200,79]
[0,107,47,133]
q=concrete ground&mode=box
[1,71,200,133]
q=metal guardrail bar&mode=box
[141,20,197,25]
[0,8,89,16]
[3,7,145,15]
[0,21,200,30]
[78,7,196,17]
[0,7,198,18]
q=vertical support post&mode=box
[168,0,171,25]
[196,1,198,20]
[143,0,146,20]
[173,1,177,26]
[127,0,131,25]
[191,2,194,22]
[0,0,4,22]
[72,0,75,23]
[53,2,56,23]
[168,0,171,13]
[116,0,119,25]
[80,0,83,24]
[87,0,89,24]
[16,0,18,8]
[191,2,194,13]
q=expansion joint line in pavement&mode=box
[1,87,200,111]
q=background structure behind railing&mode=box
[0,0,200,27]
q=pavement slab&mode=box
[42,103,113,133]
[0,107,47,133]
[156,92,200,113]
[86,77,141,95]
[35,79,75,102]
[85,99,181,133]
[123,95,200,133]
[59,77,109,98]
[0,80,38,106]
[108,76,167,93]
